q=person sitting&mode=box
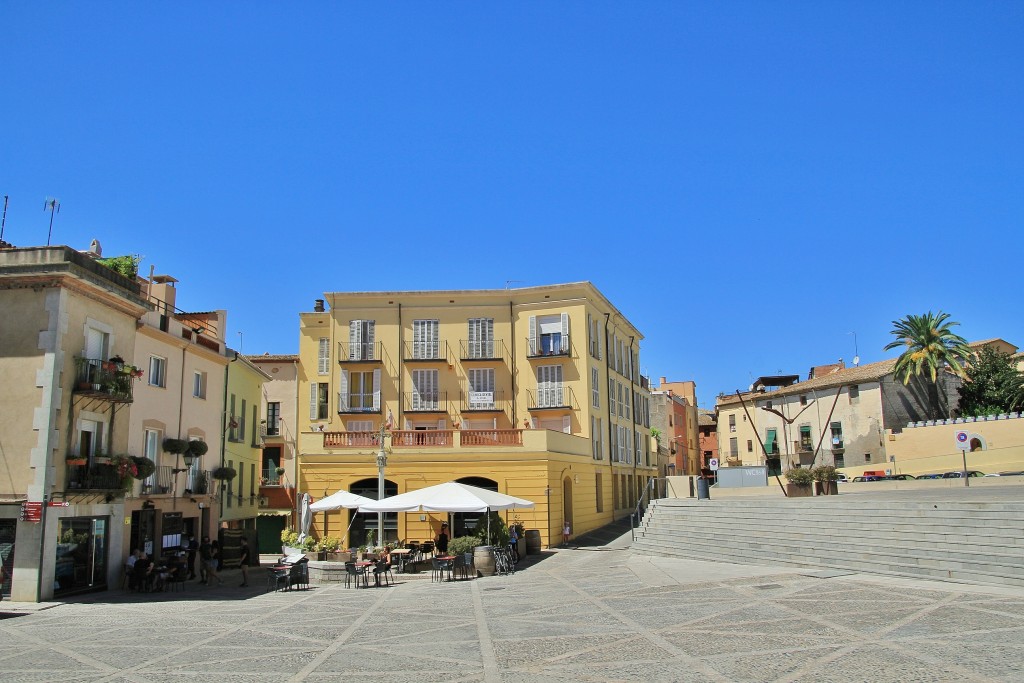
[133,552,155,592]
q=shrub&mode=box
[448,535,483,556]
[812,465,838,482]
[318,536,341,552]
[162,438,189,455]
[281,529,299,546]
[784,467,814,486]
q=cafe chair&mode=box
[167,570,188,593]
[267,565,291,592]
[344,562,368,589]
[373,559,393,587]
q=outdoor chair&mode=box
[373,559,393,587]
[166,570,188,593]
[452,554,468,580]
[267,565,291,592]
[288,561,309,590]
[420,541,434,558]
[344,562,369,589]
[431,557,453,582]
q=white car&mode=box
[836,473,852,483]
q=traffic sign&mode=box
[955,430,970,451]
[708,457,720,471]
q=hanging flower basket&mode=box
[187,439,209,458]
[212,466,237,481]
[162,438,189,455]
[130,455,156,480]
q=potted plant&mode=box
[187,439,209,459]
[275,466,286,479]
[65,454,87,466]
[212,466,237,481]
[281,528,302,556]
[93,451,112,465]
[130,455,156,480]
[812,465,839,496]
[783,467,814,497]
[162,438,189,456]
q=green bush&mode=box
[97,254,140,278]
[281,529,299,546]
[784,467,814,486]
[448,535,483,556]
[812,465,838,482]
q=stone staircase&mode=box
[631,497,1024,587]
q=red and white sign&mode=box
[955,430,970,451]
[20,501,43,523]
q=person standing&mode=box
[198,536,211,583]
[185,533,198,579]
[435,522,450,556]
[238,537,250,587]
[508,525,520,563]
[562,522,571,547]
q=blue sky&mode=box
[2,3,1021,408]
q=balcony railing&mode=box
[338,340,384,363]
[403,391,449,412]
[139,466,211,495]
[66,463,124,492]
[73,357,136,403]
[261,468,288,486]
[462,389,506,412]
[527,386,576,411]
[403,339,450,362]
[324,431,380,448]
[391,430,453,447]
[459,339,505,361]
[460,429,523,446]
[337,394,380,414]
[526,334,570,358]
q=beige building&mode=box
[0,246,148,601]
[248,354,300,552]
[295,282,654,549]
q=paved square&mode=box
[2,545,1023,682]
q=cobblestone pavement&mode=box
[2,545,1023,683]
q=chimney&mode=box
[314,299,325,312]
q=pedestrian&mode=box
[238,537,250,587]
[562,522,571,547]
[185,533,198,579]
[508,525,520,563]
[198,536,211,583]
[201,536,223,585]
[435,522,450,556]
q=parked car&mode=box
[882,474,916,481]
[836,473,852,483]
[852,475,883,482]
[916,473,944,479]
[998,471,1024,477]
[942,470,986,478]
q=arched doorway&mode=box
[452,477,498,539]
[970,437,986,452]
[562,476,573,537]
[350,478,397,546]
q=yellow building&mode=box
[220,352,270,531]
[296,282,654,549]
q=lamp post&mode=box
[375,423,388,546]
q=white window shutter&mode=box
[309,383,318,420]
[372,368,381,410]
[338,370,349,411]
[349,321,361,360]
[366,321,375,359]
[438,418,445,430]
[528,316,537,355]
[562,415,571,433]
[560,312,569,353]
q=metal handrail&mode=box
[630,477,667,541]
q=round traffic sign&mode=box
[709,457,720,471]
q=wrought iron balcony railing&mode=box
[73,357,137,402]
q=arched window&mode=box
[349,478,398,545]
[452,477,498,538]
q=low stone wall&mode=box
[306,560,348,583]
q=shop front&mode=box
[54,516,108,596]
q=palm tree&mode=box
[884,311,973,418]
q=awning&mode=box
[764,430,776,454]
[258,510,291,517]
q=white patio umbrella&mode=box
[309,490,375,549]
[357,481,535,544]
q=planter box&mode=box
[814,481,839,496]
[785,483,813,498]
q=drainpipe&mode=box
[509,300,517,428]
[220,351,239,521]
[397,303,402,430]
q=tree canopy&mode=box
[884,311,973,385]
[958,346,1024,416]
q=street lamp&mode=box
[375,423,388,546]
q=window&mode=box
[309,383,329,420]
[834,453,845,468]
[266,402,280,436]
[149,356,166,388]
[467,368,495,409]
[411,369,439,410]
[341,369,380,412]
[240,399,247,442]
[800,395,807,406]
[830,422,844,449]
[143,428,160,488]
[251,403,259,447]
[348,320,375,360]
[765,428,779,455]
[591,367,600,408]
[729,437,738,458]
[595,472,604,512]
[587,314,601,359]
[747,439,753,452]
[226,459,234,508]
[229,394,238,441]
[728,414,736,433]
[536,365,563,407]
[610,427,619,462]
[250,463,256,497]
[412,319,439,359]
[864,453,872,463]
[467,318,494,358]
[635,432,642,463]
[617,383,624,418]
[192,371,206,399]
[799,425,813,451]
[624,388,631,421]
[608,378,617,414]
[619,426,631,464]
[529,314,568,355]
[238,465,244,504]
[591,416,602,460]
[317,337,330,374]
[765,400,773,410]
[849,385,860,403]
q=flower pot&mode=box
[814,481,839,496]
[66,458,87,466]
[786,483,813,498]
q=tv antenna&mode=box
[44,197,60,246]
[505,280,523,289]
[848,331,859,366]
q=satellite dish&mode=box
[853,355,860,367]
[748,384,755,392]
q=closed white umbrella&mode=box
[297,492,313,543]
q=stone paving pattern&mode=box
[2,542,1023,682]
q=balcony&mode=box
[337,395,380,415]
[139,467,212,495]
[307,427,596,459]
[461,389,506,412]
[459,339,506,362]
[324,431,380,448]
[460,429,523,447]
[403,391,449,413]
[66,463,124,493]
[526,334,570,359]
[403,340,450,363]
[526,386,576,411]
[261,468,288,487]
[391,429,453,447]
[338,341,384,363]
[73,357,137,403]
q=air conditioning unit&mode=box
[258,495,269,508]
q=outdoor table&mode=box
[390,548,412,573]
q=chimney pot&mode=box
[314,299,325,312]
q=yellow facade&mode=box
[221,354,270,526]
[296,282,654,548]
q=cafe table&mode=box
[389,548,412,573]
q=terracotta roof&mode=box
[697,410,716,427]
[718,358,898,406]
[247,353,298,363]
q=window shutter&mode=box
[365,321,375,360]
[562,415,571,434]
[560,312,569,353]
[438,418,446,430]
[528,316,537,355]
[309,382,318,420]
[339,370,349,411]
[586,313,592,356]
[318,338,329,374]
[349,321,361,360]
[372,368,381,410]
